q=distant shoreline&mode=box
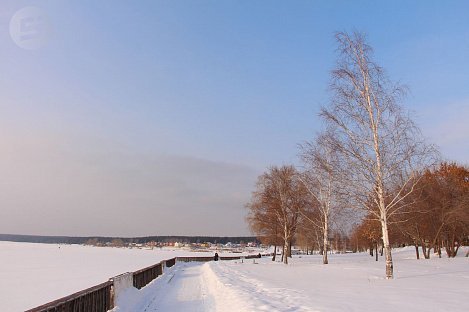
[0,233,257,245]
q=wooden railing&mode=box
[25,281,113,312]
[165,257,176,268]
[133,261,164,289]
[25,253,269,311]
[245,254,263,259]
[175,256,214,262]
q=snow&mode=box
[114,246,469,312]
[0,241,234,311]
[114,262,214,312]
[204,249,469,312]
[1,241,468,312]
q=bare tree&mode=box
[406,163,469,258]
[246,165,307,264]
[321,32,436,279]
[247,202,282,261]
[300,132,342,264]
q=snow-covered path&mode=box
[118,260,318,312]
[114,262,215,312]
[144,262,212,312]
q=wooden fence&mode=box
[165,257,176,268]
[25,281,113,312]
[25,253,269,311]
[133,261,164,289]
[175,256,213,262]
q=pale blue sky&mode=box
[0,1,468,236]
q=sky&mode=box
[0,1,468,237]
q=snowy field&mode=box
[1,242,468,312]
[0,241,247,311]
[115,246,469,312]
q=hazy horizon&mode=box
[1,1,468,237]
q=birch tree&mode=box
[300,132,342,264]
[321,32,436,279]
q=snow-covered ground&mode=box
[115,246,469,312]
[1,241,467,311]
[0,241,251,311]
[115,262,213,312]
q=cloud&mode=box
[0,130,259,236]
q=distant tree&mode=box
[110,238,125,248]
[330,229,349,254]
[295,225,313,254]
[246,165,307,264]
[321,32,437,278]
[296,203,323,255]
[353,214,382,260]
[349,224,367,253]
[84,238,99,246]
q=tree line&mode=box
[0,234,258,246]
[246,32,468,279]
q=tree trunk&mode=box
[380,217,393,279]
[281,244,284,263]
[323,218,329,264]
[454,244,460,257]
[283,240,289,264]
[444,233,459,258]
[370,245,374,257]
[272,245,277,261]
[423,243,430,259]
[315,230,322,255]
[375,243,378,262]
[282,222,289,264]
[414,244,420,260]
